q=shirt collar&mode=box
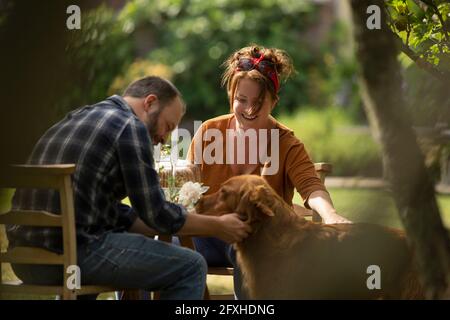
[106,95,138,117]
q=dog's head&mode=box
[195,175,277,225]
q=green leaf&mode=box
[406,0,426,19]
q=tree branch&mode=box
[392,31,449,82]
[420,0,450,41]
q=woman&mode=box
[187,44,350,298]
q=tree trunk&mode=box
[349,0,450,299]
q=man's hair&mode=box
[123,76,185,110]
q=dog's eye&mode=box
[219,188,231,200]
[238,213,247,221]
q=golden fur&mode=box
[196,175,424,299]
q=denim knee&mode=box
[185,250,208,279]
[194,251,208,278]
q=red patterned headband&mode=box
[235,53,280,93]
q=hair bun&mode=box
[252,46,262,58]
[221,44,296,97]
[244,44,295,81]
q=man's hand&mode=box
[216,213,252,244]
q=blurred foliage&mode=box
[0,1,13,26]
[385,0,450,126]
[1,189,14,253]
[386,0,450,73]
[278,107,382,176]
[109,59,174,95]
[384,0,450,183]
[402,60,450,126]
[60,5,134,115]
[117,0,359,119]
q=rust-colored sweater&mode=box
[187,114,328,208]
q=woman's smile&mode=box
[241,112,258,121]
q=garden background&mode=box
[1,0,449,298]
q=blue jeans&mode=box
[191,237,248,299]
[11,232,207,300]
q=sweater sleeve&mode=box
[285,141,329,209]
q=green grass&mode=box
[294,188,450,229]
[2,188,450,299]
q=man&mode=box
[7,76,251,299]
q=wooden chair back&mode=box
[0,165,118,299]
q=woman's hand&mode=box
[308,190,352,224]
[323,212,352,224]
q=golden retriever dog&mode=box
[195,175,424,299]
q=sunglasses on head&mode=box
[236,53,280,93]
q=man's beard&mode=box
[146,107,162,145]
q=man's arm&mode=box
[118,121,251,242]
[129,210,252,244]
[116,121,186,234]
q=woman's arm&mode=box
[307,190,351,224]
[285,141,351,224]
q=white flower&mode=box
[178,181,208,208]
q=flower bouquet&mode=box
[161,178,209,209]
[157,144,207,208]
[174,181,209,209]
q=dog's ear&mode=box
[250,185,275,217]
[235,187,256,222]
[236,183,276,222]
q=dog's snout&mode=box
[194,198,204,213]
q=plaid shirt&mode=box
[7,95,186,253]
